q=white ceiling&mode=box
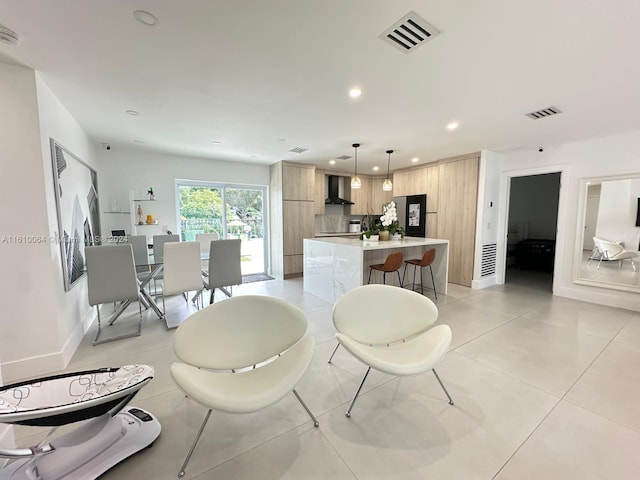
[2,0,640,173]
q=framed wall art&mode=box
[50,139,101,290]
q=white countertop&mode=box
[306,236,449,250]
[314,232,362,237]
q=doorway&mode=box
[505,172,561,291]
[176,181,268,275]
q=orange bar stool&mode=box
[368,252,404,286]
[402,248,438,299]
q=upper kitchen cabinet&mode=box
[314,169,326,214]
[346,175,372,215]
[283,163,315,201]
[370,177,393,214]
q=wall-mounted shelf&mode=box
[104,211,131,214]
[135,223,160,226]
[133,199,156,202]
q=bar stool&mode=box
[402,248,437,299]
[368,252,404,286]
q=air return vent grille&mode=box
[379,11,440,53]
[288,147,308,154]
[336,155,352,160]
[526,106,562,120]
[481,244,497,277]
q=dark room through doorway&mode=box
[506,172,561,292]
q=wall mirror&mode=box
[574,173,640,293]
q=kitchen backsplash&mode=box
[316,206,378,233]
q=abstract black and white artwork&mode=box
[51,139,101,291]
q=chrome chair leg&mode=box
[432,368,454,405]
[327,343,340,363]
[178,409,212,478]
[346,367,371,417]
[292,389,319,427]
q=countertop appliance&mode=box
[348,220,361,233]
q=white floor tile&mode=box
[9,274,640,480]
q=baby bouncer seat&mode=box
[0,364,160,480]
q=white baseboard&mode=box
[472,275,498,289]
[1,309,94,383]
[555,284,640,312]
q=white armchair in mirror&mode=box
[575,174,640,292]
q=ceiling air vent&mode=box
[288,147,307,154]
[526,106,562,120]
[379,11,440,54]
[336,155,351,160]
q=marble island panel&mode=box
[303,237,449,304]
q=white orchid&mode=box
[380,201,398,227]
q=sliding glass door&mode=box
[176,181,268,275]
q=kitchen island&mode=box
[303,236,449,304]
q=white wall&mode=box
[96,147,270,242]
[595,179,640,249]
[0,64,61,381]
[0,63,98,382]
[497,131,640,311]
[473,151,503,288]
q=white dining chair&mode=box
[195,232,220,270]
[162,241,204,327]
[152,234,179,263]
[85,244,142,345]
[203,239,242,303]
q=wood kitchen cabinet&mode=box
[283,164,315,201]
[314,168,326,214]
[346,175,372,215]
[390,153,478,287]
[438,155,479,287]
[370,177,393,214]
[269,161,315,278]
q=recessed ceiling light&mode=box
[412,157,419,163]
[349,87,362,98]
[211,141,222,145]
[0,26,20,46]
[446,122,459,130]
[125,110,140,116]
[329,159,336,165]
[372,166,380,171]
[133,10,159,27]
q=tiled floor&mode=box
[12,275,640,479]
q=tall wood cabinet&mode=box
[270,162,315,279]
[392,153,479,286]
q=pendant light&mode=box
[382,149,393,191]
[350,143,361,189]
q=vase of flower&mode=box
[380,201,400,241]
[379,230,390,241]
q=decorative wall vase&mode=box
[379,230,390,241]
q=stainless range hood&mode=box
[324,175,354,205]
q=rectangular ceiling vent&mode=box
[336,155,352,160]
[526,106,562,120]
[379,11,440,53]
[289,147,308,154]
